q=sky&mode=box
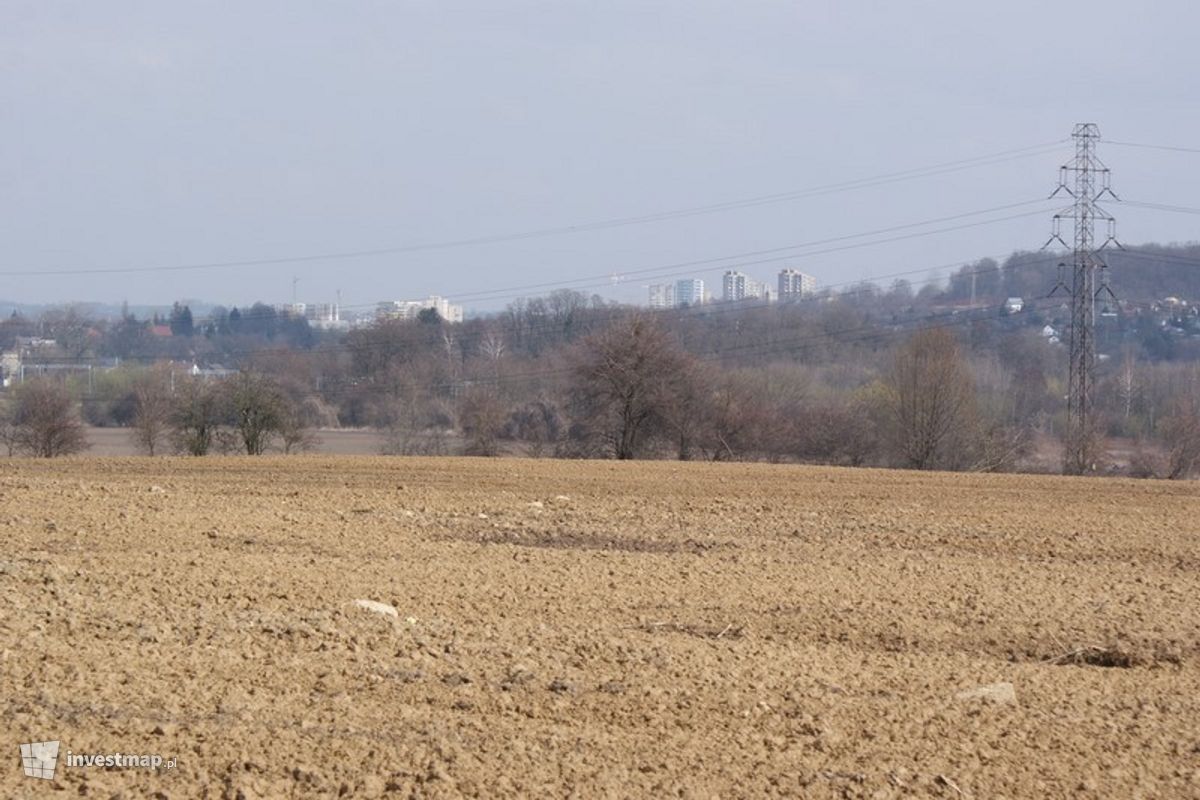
[2,1,1199,315]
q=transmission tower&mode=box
[1044,123,1119,474]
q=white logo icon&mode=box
[20,740,60,780]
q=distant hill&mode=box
[944,242,1200,305]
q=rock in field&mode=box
[353,599,399,618]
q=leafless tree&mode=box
[1116,349,1141,423]
[1162,370,1200,479]
[276,396,331,454]
[459,388,507,456]
[130,366,173,455]
[789,398,881,467]
[277,408,320,454]
[660,363,709,461]
[8,378,90,457]
[884,329,977,470]
[170,376,226,456]
[0,396,19,456]
[479,329,506,363]
[39,306,93,360]
[503,399,564,457]
[569,315,693,460]
[970,423,1029,473]
[227,371,286,455]
[686,369,772,462]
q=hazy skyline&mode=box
[3,1,1199,314]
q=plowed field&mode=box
[2,457,1198,798]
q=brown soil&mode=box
[2,457,1198,798]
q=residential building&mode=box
[648,283,675,309]
[778,269,818,300]
[723,271,748,302]
[377,295,464,323]
[674,279,705,307]
[305,302,346,330]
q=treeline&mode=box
[3,251,1200,476]
[0,301,318,362]
[0,369,322,457]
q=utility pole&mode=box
[1044,123,1119,475]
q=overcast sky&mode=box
[2,1,1198,314]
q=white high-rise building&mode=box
[376,295,464,323]
[426,295,464,323]
[674,278,705,307]
[723,271,768,302]
[648,283,676,309]
[778,269,818,300]
[305,302,345,330]
[723,271,747,302]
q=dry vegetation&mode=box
[2,457,1198,797]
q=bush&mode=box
[7,379,90,457]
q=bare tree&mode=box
[0,395,18,456]
[479,328,506,383]
[660,363,709,461]
[885,329,977,470]
[790,398,882,467]
[1162,370,1200,479]
[130,367,173,455]
[40,306,93,360]
[479,329,506,363]
[9,378,90,457]
[459,388,507,456]
[503,399,564,457]
[1116,349,1140,423]
[227,371,286,455]
[569,315,693,460]
[277,410,320,454]
[671,367,771,462]
[170,376,226,456]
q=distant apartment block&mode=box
[674,279,705,307]
[307,302,345,330]
[648,283,676,309]
[723,271,747,302]
[723,271,767,302]
[778,269,818,300]
[277,301,347,329]
[377,295,464,323]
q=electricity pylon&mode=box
[1044,123,1119,475]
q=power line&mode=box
[0,142,1065,279]
[37,197,1053,328]
[1095,248,1200,270]
[447,200,1052,303]
[1120,199,1200,217]
[1106,140,1200,155]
